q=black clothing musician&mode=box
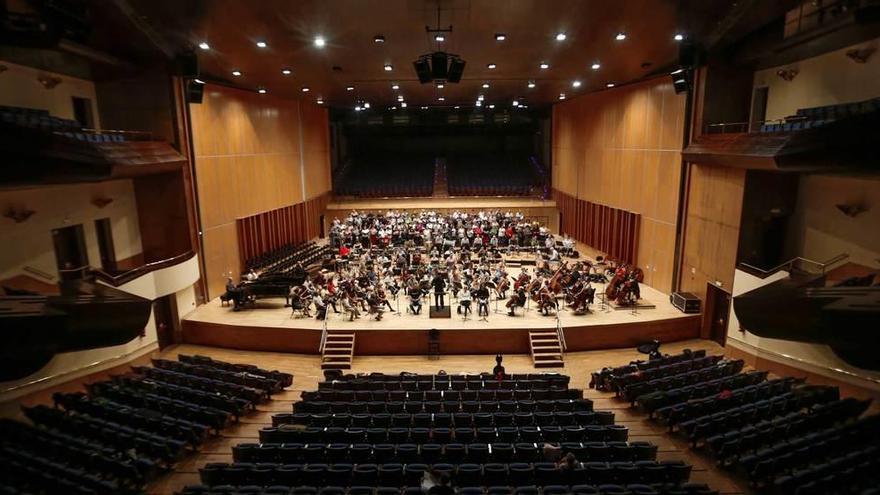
[475,284,490,317]
[506,287,527,316]
[431,274,447,308]
[408,286,424,315]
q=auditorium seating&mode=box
[179,372,715,495]
[590,350,880,495]
[0,355,291,495]
[246,241,330,275]
[447,155,537,197]
[0,104,128,142]
[335,156,434,198]
[756,96,880,133]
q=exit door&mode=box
[52,224,89,281]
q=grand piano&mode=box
[226,270,309,311]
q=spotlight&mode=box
[374,34,385,43]
[437,83,444,89]
[256,40,268,48]
[384,64,393,71]
[392,83,400,90]
[194,78,205,84]
[438,97,445,101]
[495,33,507,41]
[363,102,370,109]
[487,63,497,69]
[591,62,601,70]
[477,94,484,101]
[434,34,445,42]
[674,33,685,41]
[355,105,362,111]
[476,100,482,107]
[482,82,490,88]
[282,68,292,75]
[400,102,407,108]
[572,80,582,88]
[454,105,460,109]
[606,82,615,88]
[527,81,536,88]
[558,93,566,100]
[258,87,267,94]
[198,42,210,50]
[615,32,626,41]
[314,36,326,47]
[316,98,324,104]
[346,86,354,91]
[232,70,242,76]
[421,106,428,110]
[488,104,495,109]
[555,32,567,41]
[397,95,404,101]
[539,62,549,69]
[512,100,519,107]
[301,87,310,92]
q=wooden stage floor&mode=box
[146,339,750,495]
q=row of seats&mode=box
[274,410,609,428]
[196,460,694,489]
[180,354,294,388]
[636,370,768,415]
[320,376,571,391]
[447,155,538,197]
[245,241,315,273]
[178,483,720,495]
[152,358,287,394]
[259,424,630,445]
[293,399,592,415]
[305,388,581,402]
[334,157,434,198]
[756,96,880,133]
[621,360,745,403]
[590,350,708,392]
[132,365,267,404]
[610,355,722,396]
[235,440,653,465]
[0,104,128,142]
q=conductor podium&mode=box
[429,305,452,318]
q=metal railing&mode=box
[91,251,196,287]
[738,253,849,279]
[556,314,567,353]
[319,316,329,354]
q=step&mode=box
[324,350,353,356]
[533,352,563,359]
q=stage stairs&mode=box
[321,331,355,370]
[529,330,564,368]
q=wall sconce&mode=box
[4,206,36,223]
[845,46,875,64]
[37,74,63,89]
[91,196,114,208]
[836,202,868,217]
[776,68,799,81]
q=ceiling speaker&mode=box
[414,56,432,84]
[447,57,466,83]
[431,52,448,80]
[670,68,690,94]
[187,80,204,104]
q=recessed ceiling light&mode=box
[591,62,601,70]
[301,87,310,92]
[397,95,404,101]
[355,106,362,111]
[572,80,582,88]
[487,63,497,69]
[454,105,460,109]
[314,36,326,47]
[482,82,490,88]
[495,33,506,41]
[374,34,385,43]
[384,64,393,71]
[527,81,536,88]
[198,42,210,50]
[512,100,519,107]
[256,40,268,48]
[258,87,267,94]
[363,102,370,109]
[476,101,482,107]
[434,34,445,42]
[391,83,400,90]
[438,97,445,101]
[346,86,354,91]
[437,83,444,89]
[477,94,484,101]
[282,68,292,75]
[539,62,550,70]
[232,70,242,76]
[615,32,626,41]
[400,102,407,108]
[606,82,615,88]
[421,106,428,110]
[555,32,567,41]
[559,93,566,100]
[488,104,495,109]
[316,98,324,104]
[674,33,685,41]
[194,78,206,84]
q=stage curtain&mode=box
[553,188,640,265]
[235,192,330,265]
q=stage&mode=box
[182,282,700,355]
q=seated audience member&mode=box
[557,452,581,471]
[492,354,506,381]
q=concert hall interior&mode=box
[2,1,880,495]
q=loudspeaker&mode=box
[670,292,701,313]
[187,80,204,104]
[447,57,466,83]
[431,52,448,80]
[414,56,432,83]
[177,50,199,78]
[670,68,689,94]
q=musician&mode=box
[313,290,328,320]
[548,247,561,262]
[506,287,527,316]
[245,268,258,281]
[475,283,490,317]
[562,234,574,255]
[457,286,472,317]
[408,286,424,315]
[431,272,447,308]
[341,294,360,321]
[367,290,384,321]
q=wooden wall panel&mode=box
[678,163,746,302]
[552,190,640,265]
[191,85,332,299]
[551,76,686,292]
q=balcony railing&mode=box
[91,251,196,287]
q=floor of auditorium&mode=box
[146,339,751,495]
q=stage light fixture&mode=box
[256,40,268,48]
[301,87,310,92]
[314,36,326,47]
[487,63,497,69]
[559,93,566,100]
[591,62,601,70]
[363,102,370,109]
[232,70,242,76]
[495,33,506,41]
[282,68,292,75]
[615,32,626,41]
[346,86,354,91]
[355,105,362,111]
[392,83,400,90]
[434,34,445,42]
[606,82,615,87]
[555,32,567,41]
[674,33,685,41]
[438,97,445,101]
[527,81,536,88]
[488,104,495,109]
[198,42,210,50]
[437,83,444,89]
[572,80,582,88]
[258,87,267,94]
[400,102,407,108]
[194,78,205,84]
[316,98,324,104]
[384,64,393,71]
[476,100,482,107]
[482,82,490,88]
[512,100,519,107]
[540,62,549,69]
[374,34,385,43]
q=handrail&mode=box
[738,253,849,279]
[23,266,55,281]
[319,315,329,354]
[556,314,567,353]
[91,251,196,287]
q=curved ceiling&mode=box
[121,0,741,109]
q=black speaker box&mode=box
[187,80,204,104]
[447,57,465,83]
[431,52,448,80]
[670,291,701,313]
[414,57,432,83]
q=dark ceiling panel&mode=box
[117,0,741,108]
